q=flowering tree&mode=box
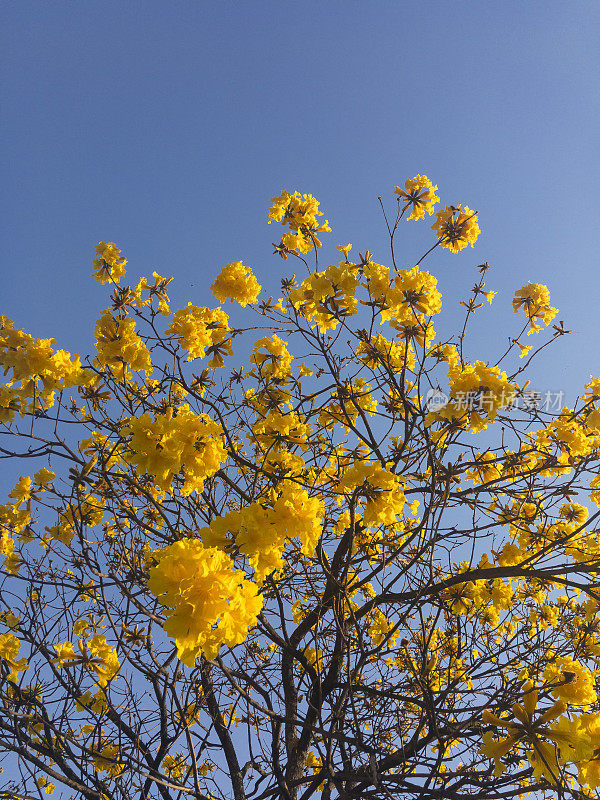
[2,178,600,800]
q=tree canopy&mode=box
[2,179,600,800]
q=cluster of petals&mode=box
[381,265,442,325]
[0,316,92,420]
[268,190,331,255]
[319,378,377,434]
[481,679,600,788]
[431,204,480,252]
[289,260,360,332]
[53,634,119,688]
[123,405,226,495]
[0,633,29,682]
[211,261,261,307]
[430,359,516,433]
[147,539,263,664]
[356,333,416,373]
[394,175,440,220]
[337,461,417,528]
[251,335,294,382]
[166,303,231,366]
[94,310,152,380]
[250,407,311,452]
[91,241,127,285]
[201,483,324,583]
[512,282,558,334]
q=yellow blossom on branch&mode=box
[512,282,558,334]
[147,539,263,664]
[211,261,261,306]
[394,175,440,220]
[431,204,480,252]
[92,242,127,285]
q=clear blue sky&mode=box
[2,0,599,401]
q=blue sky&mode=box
[2,0,599,401]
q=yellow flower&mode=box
[251,335,293,383]
[85,636,120,687]
[394,175,439,220]
[37,777,55,795]
[0,633,29,682]
[481,681,568,781]
[431,205,480,252]
[123,406,226,496]
[92,242,127,284]
[337,461,411,528]
[93,742,124,776]
[512,282,558,334]
[166,304,231,366]
[52,636,119,687]
[33,468,55,486]
[516,342,532,358]
[94,310,152,380]
[336,243,353,258]
[211,262,261,307]
[200,483,323,583]
[382,265,442,322]
[545,657,597,707]
[162,752,187,778]
[288,260,359,332]
[148,539,263,664]
[268,190,331,254]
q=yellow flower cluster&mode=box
[36,776,55,794]
[162,752,187,778]
[92,242,127,285]
[288,260,359,332]
[76,688,108,714]
[268,190,331,255]
[251,335,293,383]
[481,682,569,781]
[466,451,504,484]
[319,378,377,433]
[394,175,440,220]
[337,462,416,528]
[512,282,558,334]
[124,405,226,495]
[368,608,399,647]
[380,266,442,348]
[0,316,91,420]
[147,539,263,663]
[211,261,261,307]
[545,656,598,707]
[431,205,480,252]
[94,310,152,380]
[0,529,18,573]
[201,484,323,582]
[54,634,119,688]
[166,303,231,366]
[431,358,516,433]
[356,333,416,373]
[250,407,311,453]
[92,741,124,776]
[0,474,47,572]
[526,408,596,476]
[441,566,516,627]
[362,257,391,300]
[132,271,173,316]
[0,633,29,682]
[481,680,600,788]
